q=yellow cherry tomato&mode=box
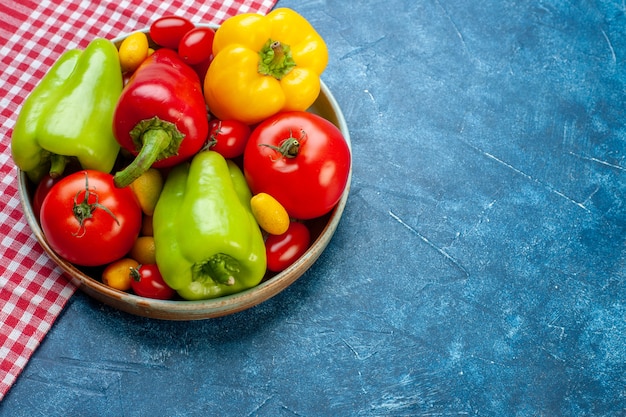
[250,192,290,235]
[102,258,139,291]
[129,236,157,265]
[129,168,163,216]
[118,31,149,73]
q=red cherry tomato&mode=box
[39,170,142,267]
[244,111,351,220]
[178,26,215,65]
[149,16,194,49]
[207,119,251,159]
[131,264,175,300]
[265,222,311,272]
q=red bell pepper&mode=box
[112,48,209,188]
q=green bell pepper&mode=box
[153,150,267,300]
[11,38,122,182]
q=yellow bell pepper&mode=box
[204,8,328,125]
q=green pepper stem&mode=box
[49,154,68,178]
[192,253,240,286]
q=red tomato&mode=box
[131,264,175,300]
[40,170,142,267]
[32,174,60,220]
[243,111,351,219]
[32,161,81,220]
[149,16,194,50]
[265,222,311,272]
[208,119,251,159]
[178,26,215,65]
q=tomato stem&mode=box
[203,121,222,151]
[130,265,142,282]
[72,172,120,237]
[259,129,305,159]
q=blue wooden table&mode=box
[2,1,624,415]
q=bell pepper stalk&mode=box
[11,39,122,183]
[204,7,328,125]
[152,150,267,300]
[112,48,209,188]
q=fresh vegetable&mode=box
[250,192,290,235]
[11,39,122,182]
[21,12,349,304]
[11,49,80,182]
[102,258,139,291]
[265,221,311,272]
[40,170,142,267]
[244,111,351,219]
[130,264,175,299]
[207,119,251,159]
[204,8,328,124]
[129,236,157,265]
[153,150,266,300]
[149,16,195,49]
[112,48,209,188]
[118,31,149,73]
[178,26,215,65]
[32,174,60,220]
[128,168,164,216]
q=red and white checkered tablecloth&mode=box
[0,0,277,401]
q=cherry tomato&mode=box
[40,170,142,267]
[265,222,311,272]
[178,26,215,65]
[243,111,351,219]
[131,264,175,300]
[102,258,139,291]
[32,174,60,220]
[208,119,251,159]
[129,236,156,265]
[149,16,194,50]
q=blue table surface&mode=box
[2,1,625,416]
